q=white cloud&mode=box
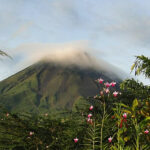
[11,41,125,79]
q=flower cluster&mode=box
[74,105,94,143]
[75,77,150,146]
[87,106,93,125]
[94,79,120,99]
[95,78,120,143]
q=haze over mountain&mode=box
[0,50,122,115]
[13,45,126,79]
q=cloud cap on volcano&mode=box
[13,41,125,79]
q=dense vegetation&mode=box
[0,55,150,149]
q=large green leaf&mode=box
[132,99,138,112]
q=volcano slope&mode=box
[0,61,121,115]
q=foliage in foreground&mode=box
[0,110,88,150]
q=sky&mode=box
[0,0,150,84]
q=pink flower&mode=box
[6,113,9,117]
[98,78,104,84]
[88,113,92,118]
[29,132,34,136]
[144,129,149,134]
[111,82,116,87]
[105,88,110,93]
[123,113,127,119]
[87,118,93,124]
[105,82,111,88]
[74,137,78,143]
[89,105,94,111]
[108,136,112,143]
[113,91,118,97]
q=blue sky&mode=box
[0,0,150,83]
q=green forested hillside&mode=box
[0,62,121,114]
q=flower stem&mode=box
[100,100,105,150]
[136,121,139,150]
[93,120,95,150]
[117,103,121,149]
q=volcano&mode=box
[0,56,122,114]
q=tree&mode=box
[131,55,150,79]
